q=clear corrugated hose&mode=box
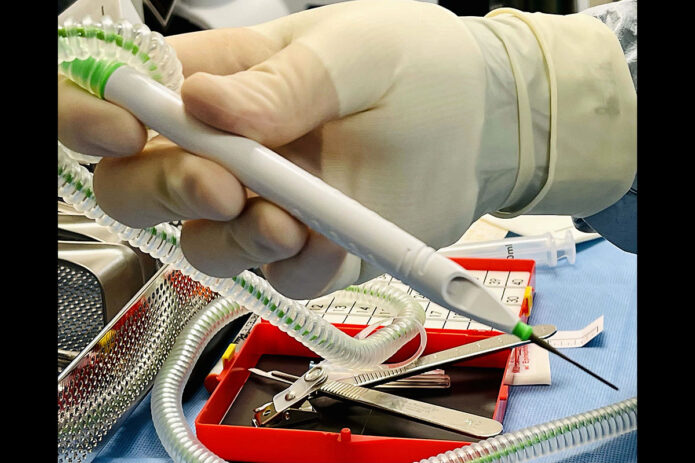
[58,149,425,463]
[150,297,247,463]
[58,15,426,370]
[58,145,425,367]
[59,15,426,463]
[415,397,637,463]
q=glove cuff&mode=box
[487,8,636,219]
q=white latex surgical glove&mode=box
[57,0,635,299]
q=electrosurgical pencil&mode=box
[60,59,617,390]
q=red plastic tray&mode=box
[195,258,535,463]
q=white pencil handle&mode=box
[104,66,522,335]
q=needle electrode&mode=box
[530,334,618,390]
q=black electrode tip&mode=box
[529,333,619,391]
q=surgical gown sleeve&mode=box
[572,0,637,253]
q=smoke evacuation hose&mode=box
[58,15,426,371]
[58,15,427,462]
[414,397,636,463]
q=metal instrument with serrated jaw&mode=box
[250,325,556,437]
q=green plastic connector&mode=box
[512,321,534,340]
[60,57,125,99]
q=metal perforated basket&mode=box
[57,264,218,463]
[58,260,106,355]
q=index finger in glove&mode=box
[58,74,148,158]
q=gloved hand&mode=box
[57,0,635,300]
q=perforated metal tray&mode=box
[57,265,218,463]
